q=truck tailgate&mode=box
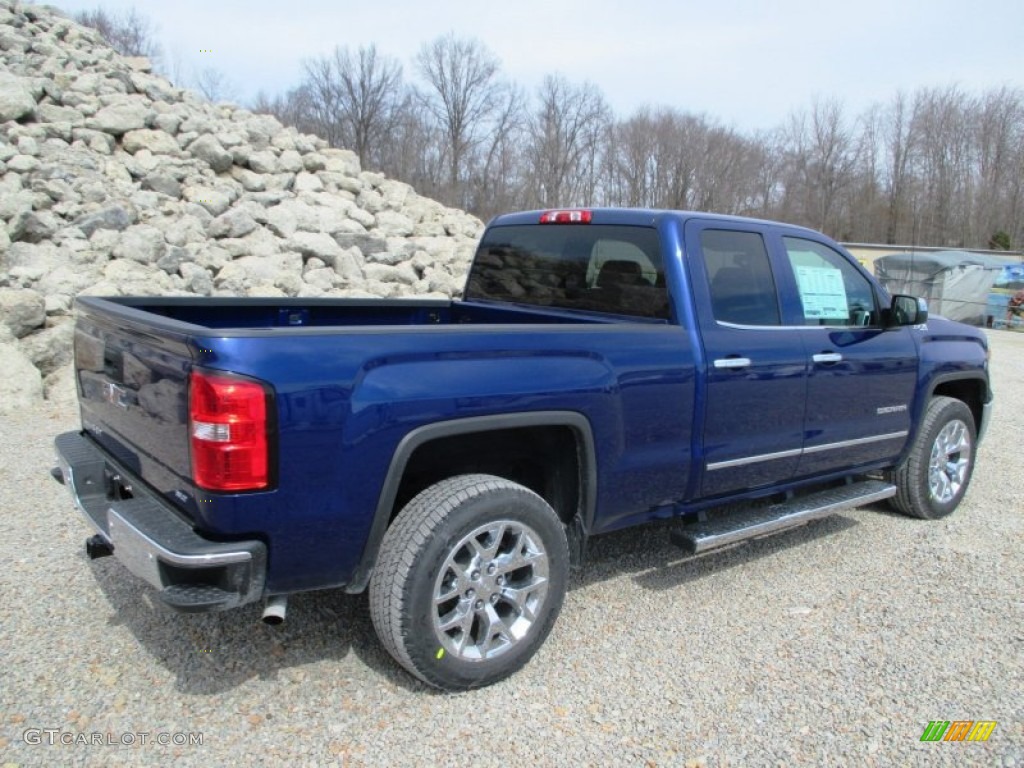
[74,304,196,513]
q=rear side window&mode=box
[699,230,781,326]
[783,238,879,326]
[465,224,669,319]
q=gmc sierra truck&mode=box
[53,208,992,690]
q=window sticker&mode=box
[794,264,849,320]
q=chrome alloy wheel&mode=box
[928,419,972,505]
[433,519,550,662]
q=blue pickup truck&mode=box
[53,208,991,690]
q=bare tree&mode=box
[843,106,885,242]
[606,108,659,206]
[747,129,785,217]
[470,84,527,218]
[652,111,702,210]
[300,55,345,147]
[607,108,698,209]
[972,87,1024,246]
[302,45,404,168]
[240,33,1024,250]
[415,34,505,205]
[690,122,761,215]
[250,89,282,117]
[383,91,447,197]
[251,85,318,135]
[915,86,975,246]
[603,106,762,216]
[525,75,610,207]
[879,91,921,243]
[74,6,162,65]
[193,67,238,104]
[775,99,859,235]
[1007,123,1024,249]
[806,98,858,232]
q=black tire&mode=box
[889,396,977,519]
[369,474,569,690]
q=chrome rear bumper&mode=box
[53,431,266,613]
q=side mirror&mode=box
[889,294,928,327]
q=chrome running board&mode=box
[670,479,896,555]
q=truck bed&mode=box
[82,295,664,333]
[70,294,692,594]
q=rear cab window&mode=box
[465,224,670,319]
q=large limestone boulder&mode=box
[0,289,46,338]
[0,341,44,411]
[0,72,36,122]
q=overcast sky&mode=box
[52,0,1024,133]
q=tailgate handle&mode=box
[812,352,843,364]
[713,357,752,370]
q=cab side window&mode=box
[700,230,781,326]
[783,238,878,327]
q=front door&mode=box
[775,235,918,476]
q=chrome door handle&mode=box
[812,352,843,364]
[713,357,752,369]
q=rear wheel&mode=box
[889,396,976,519]
[369,474,569,690]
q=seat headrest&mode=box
[597,260,643,288]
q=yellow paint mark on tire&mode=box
[436,648,445,660]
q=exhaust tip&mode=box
[261,594,288,625]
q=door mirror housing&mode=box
[888,294,928,327]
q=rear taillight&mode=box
[189,370,270,492]
[539,209,592,224]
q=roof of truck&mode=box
[486,208,824,236]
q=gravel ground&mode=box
[1,331,1022,768]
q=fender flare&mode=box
[925,371,991,416]
[904,372,992,456]
[345,410,597,593]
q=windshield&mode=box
[465,224,669,319]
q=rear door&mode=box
[774,234,918,476]
[685,221,808,497]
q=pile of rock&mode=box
[0,0,485,410]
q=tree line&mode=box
[76,9,1024,250]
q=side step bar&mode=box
[670,479,896,555]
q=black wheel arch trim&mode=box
[345,410,597,593]
[900,371,991,462]
[924,370,991,423]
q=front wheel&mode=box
[369,474,569,690]
[889,396,977,519]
